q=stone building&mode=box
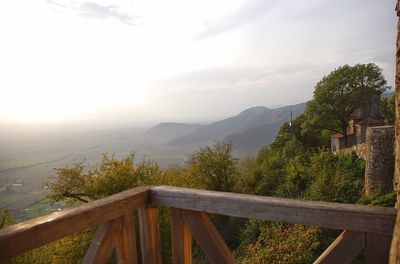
[331,133,353,153]
[328,90,394,196]
[351,91,385,144]
[331,91,385,152]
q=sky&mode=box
[0,0,396,126]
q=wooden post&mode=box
[138,207,162,264]
[116,212,138,264]
[396,0,400,206]
[367,234,392,264]
[171,208,192,264]
[390,1,400,263]
[391,213,400,263]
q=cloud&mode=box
[47,0,137,26]
[194,0,279,41]
[161,67,269,92]
[158,64,317,94]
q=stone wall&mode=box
[338,143,367,159]
[364,126,395,196]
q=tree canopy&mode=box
[187,142,238,192]
[381,95,395,125]
[304,63,387,146]
[44,153,162,204]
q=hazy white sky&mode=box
[0,0,396,126]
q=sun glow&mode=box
[0,0,245,123]
[0,0,395,124]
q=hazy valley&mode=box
[0,102,305,221]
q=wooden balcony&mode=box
[0,185,397,263]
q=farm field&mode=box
[0,126,195,222]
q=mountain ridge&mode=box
[145,122,204,141]
[159,102,307,152]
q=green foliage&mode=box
[271,114,330,151]
[44,153,162,204]
[7,229,94,264]
[0,208,14,229]
[187,142,239,192]
[381,95,395,125]
[304,63,387,146]
[1,208,94,264]
[255,148,286,196]
[255,127,365,203]
[305,152,365,203]
[256,133,314,198]
[243,122,366,262]
[359,192,397,207]
[276,154,312,199]
[236,157,259,194]
[238,221,331,264]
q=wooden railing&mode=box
[0,186,397,263]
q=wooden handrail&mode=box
[0,186,150,261]
[151,186,397,236]
[0,185,397,263]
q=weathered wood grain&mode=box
[138,207,162,264]
[390,1,400,263]
[116,212,138,264]
[0,186,150,261]
[395,0,400,206]
[314,231,365,264]
[171,208,192,264]
[83,218,122,264]
[151,186,396,236]
[367,233,392,264]
[390,209,400,264]
[182,210,236,264]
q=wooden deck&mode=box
[0,186,397,263]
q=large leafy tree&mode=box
[44,153,162,204]
[305,63,387,146]
[188,142,238,192]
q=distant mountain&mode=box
[226,103,307,152]
[145,123,204,141]
[224,123,281,151]
[168,102,307,151]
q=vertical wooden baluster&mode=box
[367,233,392,264]
[116,212,138,264]
[138,207,162,264]
[171,208,192,264]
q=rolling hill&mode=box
[166,102,307,152]
[145,123,204,141]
